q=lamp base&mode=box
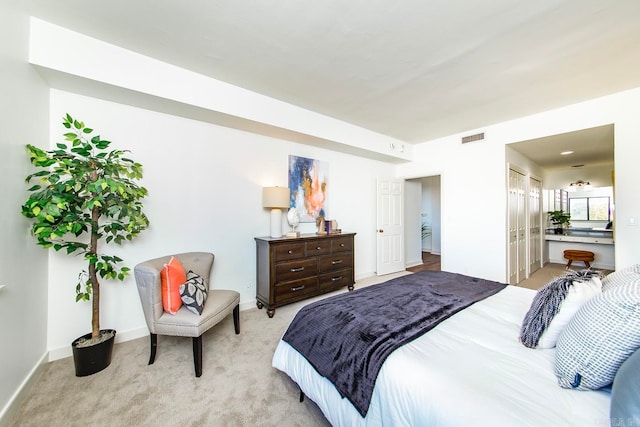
[286,231,300,238]
[270,208,283,238]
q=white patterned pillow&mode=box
[537,276,601,349]
[602,264,640,292]
[554,279,640,390]
[179,271,208,315]
[519,270,601,349]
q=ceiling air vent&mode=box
[461,132,485,144]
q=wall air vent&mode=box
[461,132,485,144]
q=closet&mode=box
[508,168,542,285]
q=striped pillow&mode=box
[602,264,640,292]
[554,279,640,390]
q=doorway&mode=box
[405,175,441,271]
[506,124,615,279]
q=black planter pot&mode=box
[71,329,116,377]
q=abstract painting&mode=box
[288,155,328,223]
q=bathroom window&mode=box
[569,197,610,221]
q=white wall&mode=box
[404,180,422,267]
[46,90,396,360]
[398,87,640,282]
[0,1,50,423]
[544,163,614,190]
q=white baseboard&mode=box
[0,352,47,427]
[548,257,614,271]
[405,259,423,268]
[356,271,376,280]
[239,299,257,312]
[48,326,150,362]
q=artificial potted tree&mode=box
[547,210,571,235]
[22,114,149,376]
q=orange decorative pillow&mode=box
[161,256,187,314]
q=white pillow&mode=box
[537,277,602,349]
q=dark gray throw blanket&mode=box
[282,270,506,417]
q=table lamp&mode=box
[263,186,290,238]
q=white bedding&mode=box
[272,285,611,426]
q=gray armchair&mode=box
[134,252,240,377]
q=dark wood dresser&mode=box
[255,233,355,317]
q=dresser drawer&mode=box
[306,240,331,256]
[275,258,318,283]
[318,253,353,273]
[274,242,306,261]
[319,269,352,292]
[331,236,353,253]
[275,277,318,302]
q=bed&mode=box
[272,270,614,426]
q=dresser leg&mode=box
[348,284,355,291]
[267,308,275,318]
[256,300,264,309]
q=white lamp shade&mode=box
[263,186,290,237]
[263,186,290,208]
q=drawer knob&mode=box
[291,285,305,291]
[316,246,321,250]
[331,276,343,281]
[291,267,305,272]
[288,250,293,254]
[331,260,343,265]
[340,243,345,247]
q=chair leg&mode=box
[149,333,157,365]
[233,304,240,334]
[192,336,203,377]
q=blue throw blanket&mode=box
[282,270,506,417]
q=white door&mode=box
[376,177,404,275]
[529,177,542,274]
[517,172,527,282]
[508,169,520,284]
[508,168,526,284]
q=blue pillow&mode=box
[611,349,640,424]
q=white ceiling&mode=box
[509,124,614,170]
[27,0,640,152]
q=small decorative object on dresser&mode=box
[315,216,327,235]
[255,233,355,317]
[286,208,300,238]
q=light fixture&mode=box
[568,180,592,192]
[263,186,290,238]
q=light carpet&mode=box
[9,272,410,427]
[9,265,575,426]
